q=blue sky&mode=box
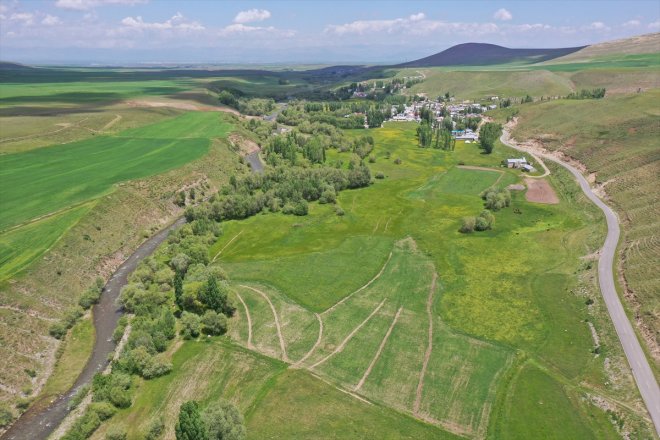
[1,0,658,64]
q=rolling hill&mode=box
[397,42,585,67]
[541,32,660,64]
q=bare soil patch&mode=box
[524,177,559,204]
[228,134,260,156]
[124,99,239,115]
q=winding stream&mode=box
[2,151,264,440]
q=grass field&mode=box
[496,89,660,366]
[176,121,652,438]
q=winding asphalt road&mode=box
[501,130,660,436]
[2,151,265,440]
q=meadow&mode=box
[497,89,660,369]
[93,121,655,439]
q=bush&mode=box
[89,401,117,420]
[375,172,385,179]
[0,406,13,428]
[49,321,68,339]
[481,188,511,211]
[144,418,165,440]
[203,400,247,440]
[180,312,201,339]
[474,216,491,231]
[105,425,127,440]
[460,217,475,233]
[61,410,101,440]
[393,158,402,164]
[202,310,228,336]
[142,360,172,379]
[335,207,345,216]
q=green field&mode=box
[105,121,650,438]
[496,89,660,372]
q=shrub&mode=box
[474,216,491,231]
[481,188,511,211]
[202,310,228,336]
[69,384,90,410]
[203,400,247,440]
[142,360,172,379]
[105,425,127,440]
[0,406,13,428]
[335,207,345,216]
[180,312,201,340]
[144,418,165,440]
[49,322,68,340]
[460,217,476,233]
[89,401,117,420]
[375,172,385,179]
[61,410,101,440]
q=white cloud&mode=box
[56,0,147,11]
[233,9,271,24]
[121,12,204,31]
[219,23,294,38]
[493,8,512,21]
[42,15,62,26]
[585,21,608,30]
[622,19,640,27]
[10,12,34,25]
[409,12,425,22]
[648,20,660,29]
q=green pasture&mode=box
[203,121,624,438]
[0,203,92,281]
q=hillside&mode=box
[397,43,585,67]
[543,32,660,64]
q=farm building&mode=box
[506,158,528,168]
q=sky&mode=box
[0,0,658,65]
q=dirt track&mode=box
[414,272,437,415]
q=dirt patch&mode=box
[507,184,526,191]
[228,134,260,156]
[524,178,559,204]
[124,99,239,115]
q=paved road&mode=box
[3,151,265,440]
[501,131,660,436]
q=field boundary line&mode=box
[414,272,437,415]
[292,313,323,368]
[308,372,373,406]
[310,299,386,369]
[354,306,403,391]
[100,114,122,132]
[212,230,243,262]
[240,285,290,363]
[321,251,393,316]
[235,292,254,349]
[0,117,90,144]
[372,218,381,234]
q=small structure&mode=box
[522,164,536,172]
[506,158,528,168]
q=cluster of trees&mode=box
[176,400,246,440]
[218,90,275,116]
[479,122,502,154]
[416,117,456,151]
[184,163,370,223]
[482,188,512,211]
[566,88,606,99]
[460,210,495,233]
[459,188,512,234]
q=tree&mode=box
[201,310,228,336]
[180,312,201,340]
[199,276,235,316]
[479,122,502,154]
[176,401,208,440]
[203,401,246,440]
[174,271,184,311]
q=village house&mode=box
[506,157,528,168]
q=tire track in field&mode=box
[292,313,323,368]
[321,251,393,316]
[310,299,386,369]
[235,292,254,349]
[354,306,403,391]
[211,230,243,262]
[240,285,290,363]
[414,272,437,415]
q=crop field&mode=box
[0,112,232,280]
[137,120,651,439]
[501,90,660,365]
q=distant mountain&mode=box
[0,61,35,70]
[397,43,585,67]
